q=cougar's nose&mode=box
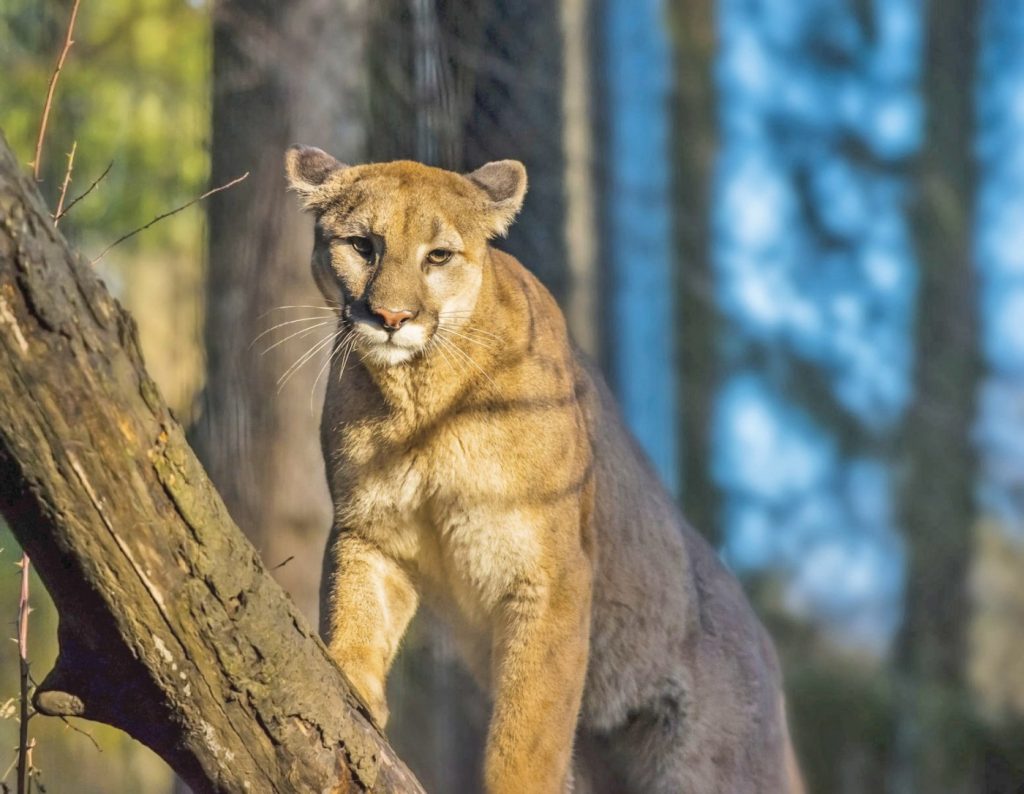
[372,306,415,330]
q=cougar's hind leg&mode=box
[571,729,630,794]
[618,698,694,794]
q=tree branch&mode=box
[53,141,77,224]
[32,0,81,182]
[91,172,249,264]
[54,160,112,223]
[0,132,424,793]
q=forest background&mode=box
[2,0,1023,792]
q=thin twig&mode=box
[90,172,249,265]
[16,553,31,794]
[1,752,16,786]
[58,717,101,753]
[32,0,82,181]
[22,742,34,794]
[55,160,112,222]
[52,142,77,225]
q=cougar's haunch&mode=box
[286,145,803,794]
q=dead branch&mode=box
[91,172,249,264]
[16,553,32,794]
[52,141,77,225]
[0,134,424,793]
[54,160,112,223]
[32,0,81,181]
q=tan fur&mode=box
[286,146,803,793]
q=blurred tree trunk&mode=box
[891,1,981,791]
[457,1,569,304]
[670,0,720,545]
[362,5,488,790]
[367,0,585,330]
[0,136,424,794]
[192,0,368,623]
[599,0,678,489]
[560,0,599,358]
[363,1,582,788]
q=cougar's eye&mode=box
[426,248,454,265]
[347,236,373,257]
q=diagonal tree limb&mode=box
[91,172,249,264]
[0,132,424,794]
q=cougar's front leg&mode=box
[484,553,593,794]
[319,528,418,728]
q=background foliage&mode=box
[1,0,1023,792]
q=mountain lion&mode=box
[285,146,803,793]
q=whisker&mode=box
[439,326,497,349]
[430,335,461,377]
[309,330,354,414]
[250,315,337,348]
[336,333,358,385]
[456,327,502,343]
[435,331,496,387]
[439,335,479,380]
[350,346,371,369]
[437,317,501,341]
[434,335,468,378]
[257,319,334,354]
[258,304,340,319]
[277,327,343,392]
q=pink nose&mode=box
[372,307,414,330]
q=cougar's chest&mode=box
[334,425,431,562]
[335,414,533,624]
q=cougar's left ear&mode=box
[284,144,348,208]
[465,160,527,237]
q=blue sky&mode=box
[608,0,1021,654]
[712,0,923,651]
[975,0,1024,539]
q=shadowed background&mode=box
[1,0,1023,792]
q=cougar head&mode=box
[285,146,526,367]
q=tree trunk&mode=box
[891,1,981,791]
[560,0,599,358]
[193,0,368,623]
[361,4,579,788]
[670,0,720,545]
[459,0,569,305]
[0,133,423,794]
[599,0,679,491]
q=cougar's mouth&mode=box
[351,316,431,367]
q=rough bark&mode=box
[194,0,368,623]
[0,134,424,794]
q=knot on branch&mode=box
[33,689,85,718]
[33,643,90,718]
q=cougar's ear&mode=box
[284,145,348,208]
[465,160,527,237]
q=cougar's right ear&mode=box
[285,145,348,208]
[465,160,528,237]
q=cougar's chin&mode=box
[362,343,420,366]
[353,321,429,367]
